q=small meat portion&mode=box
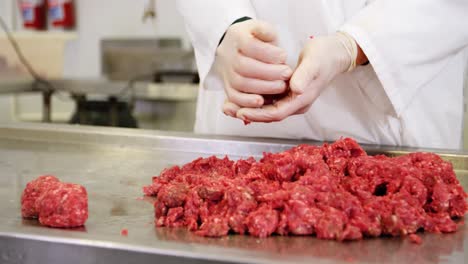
[181,156,235,179]
[21,175,60,218]
[245,205,279,238]
[35,183,88,228]
[260,152,297,182]
[315,207,348,240]
[281,200,322,235]
[196,216,230,237]
[143,138,468,242]
[157,183,188,208]
[21,175,88,228]
[234,157,256,175]
[165,207,185,227]
[409,234,422,244]
[321,138,366,175]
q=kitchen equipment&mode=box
[69,98,137,128]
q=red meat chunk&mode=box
[181,156,235,178]
[143,138,468,242]
[409,234,422,244]
[157,183,188,207]
[321,137,366,175]
[245,205,279,238]
[21,175,60,218]
[35,183,88,228]
[315,207,348,240]
[165,207,185,227]
[196,216,230,237]
[234,157,256,175]
[281,200,322,235]
[260,152,298,182]
[21,175,88,228]
[183,190,203,231]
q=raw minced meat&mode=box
[409,234,422,244]
[35,183,88,227]
[21,175,61,218]
[143,138,468,242]
[21,176,88,228]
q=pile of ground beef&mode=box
[143,138,467,241]
[21,175,88,228]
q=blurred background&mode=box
[0,0,467,147]
[0,0,197,131]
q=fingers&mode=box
[228,53,292,96]
[295,104,312,115]
[233,55,292,81]
[250,20,277,42]
[236,96,298,123]
[225,84,264,108]
[239,37,287,64]
[235,90,318,122]
[289,55,319,94]
[229,73,288,95]
[237,104,289,123]
[223,100,241,117]
[225,20,286,64]
[219,19,293,109]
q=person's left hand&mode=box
[235,33,357,123]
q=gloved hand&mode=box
[213,20,293,117]
[236,32,358,123]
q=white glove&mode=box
[213,20,293,116]
[236,32,358,123]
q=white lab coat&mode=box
[177,0,468,149]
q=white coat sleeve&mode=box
[341,0,468,116]
[176,0,256,86]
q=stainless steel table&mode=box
[0,123,466,264]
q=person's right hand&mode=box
[214,20,293,117]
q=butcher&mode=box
[176,0,468,149]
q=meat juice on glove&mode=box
[143,138,468,243]
[21,175,88,228]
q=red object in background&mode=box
[19,0,47,30]
[47,0,75,29]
